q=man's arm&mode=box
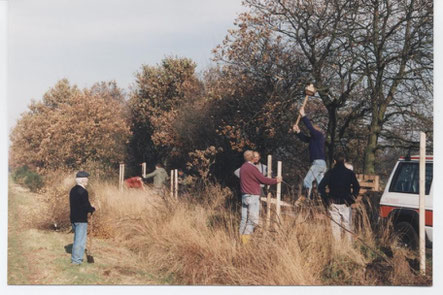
[318,170,330,198]
[144,169,158,179]
[252,166,279,185]
[301,116,322,138]
[296,131,311,143]
[293,124,310,143]
[351,172,361,197]
[318,171,330,208]
[81,190,95,213]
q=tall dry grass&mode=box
[91,181,429,285]
[39,174,431,285]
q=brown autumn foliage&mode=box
[9,79,131,174]
[127,57,204,169]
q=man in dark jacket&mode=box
[69,171,95,264]
[293,107,327,199]
[318,153,360,243]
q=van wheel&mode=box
[394,222,418,250]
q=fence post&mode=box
[276,161,282,219]
[119,163,125,192]
[170,170,174,198]
[266,155,272,228]
[174,169,178,199]
[419,132,426,274]
[142,162,146,178]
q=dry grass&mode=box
[40,174,431,286]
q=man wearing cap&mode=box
[69,171,95,265]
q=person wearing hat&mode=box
[69,171,95,265]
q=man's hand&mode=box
[293,124,300,133]
[299,107,305,117]
[276,176,283,183]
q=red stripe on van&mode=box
[399,156,433,160]
[379,205,433,226]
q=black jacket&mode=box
[318,163,360,206]
[69,185,95,223]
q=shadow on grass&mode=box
[64,244,73,254]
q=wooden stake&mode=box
[142,162,146,178]
[276,161,282,218]
[419,132,426,274]
[174,169,178,199]
[170,170,174,198]
[266,155,272,228]
[119,163,125,192]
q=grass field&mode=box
[7,180,162,285]
[7,175,432,286]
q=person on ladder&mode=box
[293,106,327,200]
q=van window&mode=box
[389,162,432,195]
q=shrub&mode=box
[12,165,31,182]
[24,172,44,192]
[12,166,45,192]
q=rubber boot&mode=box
[241,234,251,245]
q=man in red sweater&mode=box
[239,150,282,244]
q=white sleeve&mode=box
[234,168,240,178]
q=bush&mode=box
[24,172,45,192]
[12,165,30,182]
[12,166,45,192]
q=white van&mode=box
[379,155,433,249]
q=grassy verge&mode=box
[7,179,162,285]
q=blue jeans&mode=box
[71,222,88,264]
[239,194,260,235]
[304,159,327,189]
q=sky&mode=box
[7,0,244,130]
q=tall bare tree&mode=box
[356,0,433,173]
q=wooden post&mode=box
[266,155,272,228]
[294,95,309,127]
[170,170,174,198]
[142,162,146,178]
[174,169,178,199]
[276,161,282,218]
[119,163,125,191]
[419,132,426,274]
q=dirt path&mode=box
[7,181,163,285]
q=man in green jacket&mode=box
[143,163,168,192]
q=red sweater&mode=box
[240,162,278,195]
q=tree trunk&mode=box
[363,113,382,174]
[326,104,337,167]
[363,131,377,175]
